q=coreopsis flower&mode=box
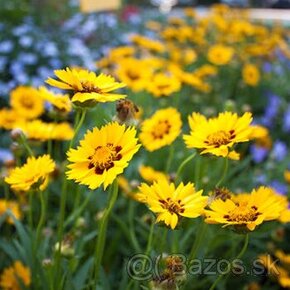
[285,170,290,184]
[139,165,168,183]
[16,120,74,141]
[131,35,165,53]
[0,109,24,130]
[46,68,126,105]
[259,253,290,288]
[10,86,44,120]
[183,111,253,159]
[139,108,182,152]
[0,261,31,290]
[66,122,141,190]
[0,199,21,224]
[5,155,56,192]
[137,179,208,229]
[147,73,181,97]
[38,86,72,113]
[242,63,260,86]
[207,44,234,66]
[115,58,152,92]
[205,187,286,231]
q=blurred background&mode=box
[0,0,289,104]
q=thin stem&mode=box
[175,151,196,182]
[35,190,46,251]
[145,219,155,256]
[165,145,174,173]
[47,139,52,156]
[128,200,142,252]
[28,192,33,229]
[215,158,229,188]
[209,234,249,290]
[69,109,87,149]
[188,221,207,261]
[64,190,94,229]
[20,134,34,157]
[93,180,119,284]
[53,108,87,287]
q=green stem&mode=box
[20,134,34,157]
[175,151,196,182]
[28,192,33,229]
[215,158,229,188]
[145,220,155,256]
[35,190,46,252]
[64,190,94,229]
[69,109,87,149]
[165,145,174,173]
[47,139,52,156]
[93,180,119,284]
[53,109,87,287]
[128,201,142,252]
[188,221,207,261]
[209,234,249,290]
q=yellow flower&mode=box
[242,63,260,86]
[147,73,181,98]
[137,180,208,229]
[183,112,253,159]
[46,68,126,105]
[285,170,290,184]
[139,108,182,152]
[115,58,152,92]
[207,44,234,66]
[131,35,165,53]
[5,155,56,192]
[0,199,21,224]
[66,122,141,190]
[0,261,31,290]
[0,109,24,130]
[16,120,74,141]
[108,46,135,60]
[194,64,218,78]
[205,187,286,231]
[38,86,72,113]
[250,125,272,149]
[10,86,44,120]
[139,165,168,183]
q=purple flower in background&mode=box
[0,149,13,163]
[261,94,281,127]
[283,105,290,133]
[255,174,267,185]
[250,145,269,163]
[272,140,287,161]
[263,62,272,73]
[269,180,288,195]
[0,40,14,53]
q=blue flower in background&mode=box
[261,94,281,127]
[283,105,290,133]
[272,140,287,161]
[0,40,14,53]
[0,149,13,163]
[250,145,269,163]
[269,180,288,195]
